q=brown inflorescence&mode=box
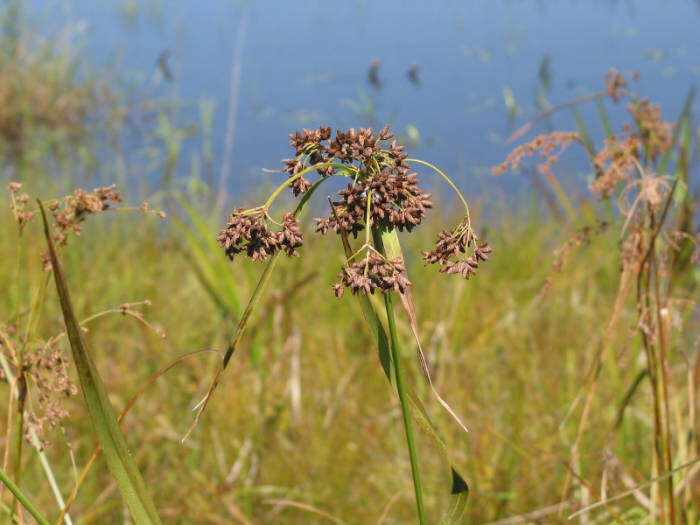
[217,209,303,262]
[49,185,124,245]
[335,252,410,298]
[627,99,673,162]
[605,68,628,102]
[221,125,490,295]
[8,182,35,232]
[422,221,492,280]
[4,339,79,448]
[591,131,642,197]
[493,131,581,175]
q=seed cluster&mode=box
[492,131,581,175]
[23,343,78,448]
[423,224,492,280]
[48,185,124,245]
[605,68,628,102]
[8,182,34,232]
[627,100,672,162]
[591,132,642,197]
[220,125,490,297]
[217,209,303,262]
[333,252,410,298]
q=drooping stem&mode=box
[383,288,426,524]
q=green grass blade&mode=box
[571,107,595,160]
[184,178,327,438]
[0,465,50,525]
[658,86,695,174]
[38,201,161,525]
[595,99,613,138]
[176,195,242,315]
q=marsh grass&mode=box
[0,15,698,522]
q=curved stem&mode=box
[406,158,470,218]
[263,162,354,210]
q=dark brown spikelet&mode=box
[423,221,491,281]
[319,167,433,238]
[217,209,302,262]
[277,212,304,256]
[335,253,411,297]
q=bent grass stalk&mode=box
[184,176,327,439]
[38,201,162,525]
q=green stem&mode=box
[0,465,50,525]
[405,158,470,216]
[383,291,426,524]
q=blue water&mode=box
[27,0,700,201]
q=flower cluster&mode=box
[23,343,78,448]
[591,132,642,197]
[48,185,124,245]
[627,99,673,162]
[333,252,410,298]
[493,131,581,175]
[422,222,492,280]
[8,182,35,232]
[217,209,303,262]
[605,68,628,102]
[220,125,490,297]
[317,169,433,238]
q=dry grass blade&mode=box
[56,349,220,524]
[264,498,345,524]
[568,458,700,520]
[38,200,162,524]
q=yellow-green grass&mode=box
[3,186,690,523]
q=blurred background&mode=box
[13,0,700,198]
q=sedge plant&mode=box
[192,125,492,523]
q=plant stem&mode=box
[383,291,426,524]
[0,465,50,525]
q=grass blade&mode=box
[38,201,162,524]
[0,465,50,525]
[184,178,326,439]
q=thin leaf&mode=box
[595,98,613,138]
[0,464,50,525]
[38,201,161,524]
[658,86,695,174]
[571,108,595,161]
[184,178,326,439]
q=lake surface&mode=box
[28,0,700,202]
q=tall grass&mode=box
[0,10,698,523]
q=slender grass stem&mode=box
[0,465,50,525]
[382,291,425,524]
